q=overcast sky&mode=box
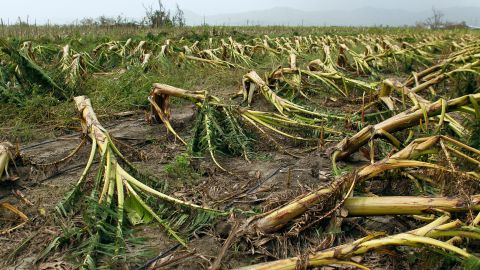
[1,0,479,24]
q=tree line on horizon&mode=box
[1,0,186,28]
[80,0,186,28]
[1,4,473,29]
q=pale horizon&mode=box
[1,0,480,26]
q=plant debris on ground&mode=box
[0,26,480,270]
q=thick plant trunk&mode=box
[250,135,479,234]
[237,215,477,270]
[333,93,480,161]
[0,141,15,181]
[345,195,480,216]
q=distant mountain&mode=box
[183,6,480,27]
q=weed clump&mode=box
[164,153,200,179]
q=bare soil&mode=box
[0,104,418,270]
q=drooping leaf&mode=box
[124,193,153,225]
[0,39,65,98]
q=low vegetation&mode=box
[0,25,480,269]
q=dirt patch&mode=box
[0,101,339,269]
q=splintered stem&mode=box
[244,70,342,120]
[344,195,480,216]
[58,95,223,266]
[253,135,479,235]
[0,142,15,181]
[333,93,480,161]
[148,95,187,145]
[251,177,347,234]
[238,215,479,270]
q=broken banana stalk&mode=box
[266,57,377,98]
[249,176,349,234]
[333,93,480,162]
[353,135,480,179]
[150,84,246,171]
[405,59,480,91]
[409,59,480,95]
[344,195,480,216]
[150,83,338,145]
[242,71,343,120]
[250,135,479,234]
[245,194,480,234]
[0,142,28,234]
[236,215,480,270]
[0,141,15,181]
[179,52,240,69]
[377,79,466,137]
[150,84,332,172]
[149,83,209,145]
[336,43,374,75]
[55,96,222,266]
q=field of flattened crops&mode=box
[1,28,480,269]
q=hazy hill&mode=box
[184,6,480,26]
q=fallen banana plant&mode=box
[336,43,375,75]
[242,70,345,121]
[4,33,480,269]
[150,84,341,170]
[364,39,437,72]
[249,135,480,235]
[236,214,480,270]
[333,93,480,162]
[409,59,480,95]
[149,84,252,171]
[220,37,254,67]
[353,135,480,179]
[376,79,467,137]
[404,50,480,89]
[265,55,378,98]
[179,52,240,69]
[60,44,98,87]
[0,39,65,99]
[51,96,222,267]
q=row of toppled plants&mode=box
[2,101,480,268]
[1,35,480,268]
[0,32,475,103]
